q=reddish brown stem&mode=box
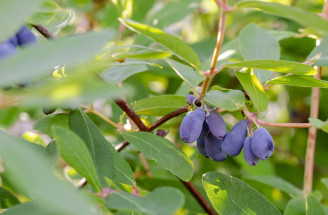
[303,67,322,197]
[180,179,216,215]
[31,24,55,39]
[115,99,149,132]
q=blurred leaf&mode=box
[106,187,185,215]
[235,1,328,37]
[235,68,268,112]
[306,195,326,215]
[225,60,317,76]
[239,24,280,82]
[284,198,306,215]
[121,132,194,181]
[0,131,97,214]
[246,175,302,198]
[322,178,328,189]
[0,30,116,87]
[113,49,171,60]
[131,95,186,116]
[53,126,102,191]
[33,113,70,137]
[119,18,201,71]
[0,187,20,209]
[165,59,200,87]
[309,118,328,133]
[202,171,281,215]
[43,140,60,166]
[70,110,135,185]
[101,62,148,84]
[267,75,328,88]
[1,201,52,215]
[0,0,42,41]
[307,35,328,66]
[204,90,245,111]
[268,30,297,41]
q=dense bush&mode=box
[0,0,328,214]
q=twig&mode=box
[243,107,311,128]
[81,105,122,129]
[180,179,216,215]
[31,24,55,39]
[200,0,227,97]
[303,67,322,197]
[115,99,149,131]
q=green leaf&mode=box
[43,140,60,166]
[69,110,135,186]
[268,30,297,41]
[321,178,328,189]
[0,131,97,215]
[284,198,306,215]
[202,171,281,215]
[0,187,20,209]
[33,113,70,137]
[307,35,328,66]
[0,0,42,41]
[1,201,52,215]
[0,30,116,87]
[267,75,328,88]
[239,24,280,82]
[165,59,200,87]
[119,18,201,71]
[246,175,302,198]
[131,95,186,116]
[225,60,317,76]
[309,118,328,133]
[204,90,245,111]
[101,62,148,84]
[112,46,172,60]
[52,126,102,191]
[235,68,268,112]
[235,0,328,37]
[121,132,194,181]
[106,187,185,215]
[306,195,326,215]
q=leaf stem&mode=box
[200,0,227,97]
[243,107,311,128]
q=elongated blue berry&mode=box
[17,26,37,47]
[9,35,18,47]
[199,121,210,139]
[179,108,205,143]
[221,119,248,156]
[0,41,16,60]
[186,94,195,105]
[243,137,259,166]
[206,110,227,138]
[251,128,274,160]
[205,133,226,162]
[197,138,208,158]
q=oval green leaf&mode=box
[204,90,245,111]
[235,68,268,112]
[119,18,201,71]
[121,132,194,181]
[202,171,281,215]
[267,75,328,88]
[225,60,317,76]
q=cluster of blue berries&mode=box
[180,94,274,166]
[0,26,37,60]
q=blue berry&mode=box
[221,119,248,156]
[16,26,37,47]
[197,138,208,158]
[186,94,195,105]
[0,41,16,60]
[205,110,227,138]
[205,133,226,162]
[251,128,274,160]
[8,35,18,47]
[179,108,206,143]
[243,137,259,166]
[199,121,210,139]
